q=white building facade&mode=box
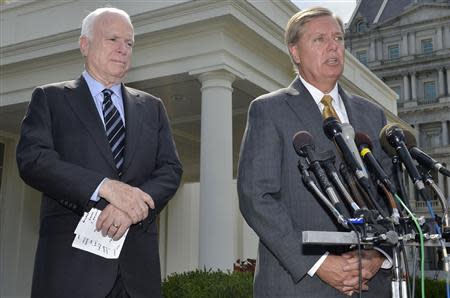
[0,1,398,297]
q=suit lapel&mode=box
[64,77,117,170]
[121,85,144,174]
[339,86,365,133]
[284,77,336,153]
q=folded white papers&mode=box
[72,208,128,259]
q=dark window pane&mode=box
[421,39,433,54]
[388,44,400,59]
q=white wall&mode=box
[0,134,40,298]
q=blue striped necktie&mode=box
[102,89,125,175]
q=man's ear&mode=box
[79,36,89,57]
[288,44,301,65]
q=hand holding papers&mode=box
[72,208,128,259]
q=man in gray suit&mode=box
[237,7,392,297]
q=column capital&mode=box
[197,70,236,84]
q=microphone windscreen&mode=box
[355,132,373,151]
[379,123,416,156]
[323,116,341,140]
[292,131,314,157]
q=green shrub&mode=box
[162,269,253,298]
[414,278,447,298]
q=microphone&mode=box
[398,127,450,177]
[320,155,360,213]
[297,158,348,228]
[409,146,450,177]
[292,131,348,217]
[355,132,396,194]
[355,132,401,222]
[323,118,385,210]
[379,124,425,192]
[323,117,364,180]
[341,123,369,179]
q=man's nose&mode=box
[327,38,339,50]
[117,41,130,54]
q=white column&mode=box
[437,26,443,50]
[447,67,450,96]
[442,121,449,146]
[411,72,417,101]
[439,68,445,97]
[445,25,450,49]
[198,70,237,270]
[409,32,416,55]
[377,39,383,60]
[369,39,376,62]
[403,74,410,101]
[402,33,409,56]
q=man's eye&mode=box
[314,37,324,42]
[109,38,117,42]
[335,36,344,41]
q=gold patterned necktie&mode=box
[321,95,341,122]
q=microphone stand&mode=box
[392,156,411,210]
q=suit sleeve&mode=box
[139,100,183,216]
[237,100,317,282]
[16,87,105,211]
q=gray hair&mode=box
[80,7,133,39]
[285,7,343,67]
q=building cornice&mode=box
[1,0,293,66]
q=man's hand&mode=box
[342,249,385,287]
[316,254,366,296]
[99,179,155,223]
[95,204,133,241]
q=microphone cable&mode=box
[394,193,425,298]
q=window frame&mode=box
[388,44,400,59]
[421,38,433,55]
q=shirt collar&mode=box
[82,70,122,99]
[298,74,339,106]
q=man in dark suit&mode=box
[237,7,392,297]
[16,7,182,298]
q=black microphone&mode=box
[323,117,364,178]
[297,158,348,228]
[292,131,347,217]
[324,118,389,218]
[398,126,450,176]
[355,132,401,222]
[355,132,396,194]
[379,124,426,192]
[320,155,360,213]
[409,146,450,177]
[323,118,379,200]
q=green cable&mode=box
[394,193,425,298]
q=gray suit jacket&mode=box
[237,77,392,297]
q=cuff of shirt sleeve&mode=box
[90,178,108,202]
[374,247,393,269]
[308,251,329,277]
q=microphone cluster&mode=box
[293,117,449,231]
[293,117,450,298]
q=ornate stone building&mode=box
[345,0,450,272]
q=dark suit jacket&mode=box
[16,76,183,298]
[237,77,392,297]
